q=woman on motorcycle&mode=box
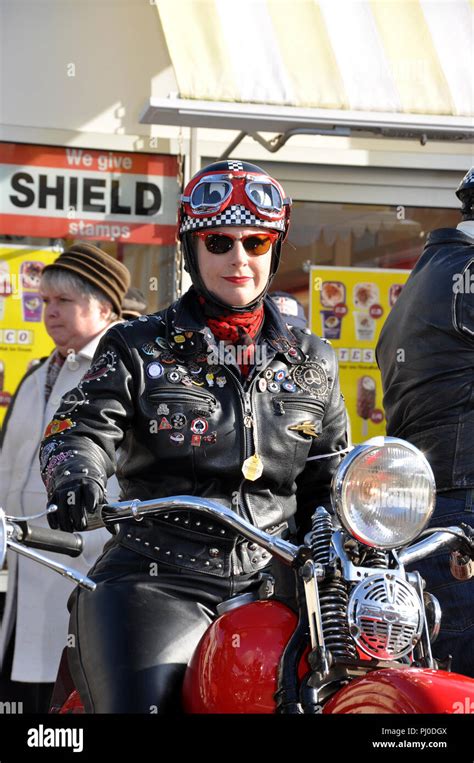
[39,160,349,713]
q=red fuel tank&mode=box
[182,600,305,713]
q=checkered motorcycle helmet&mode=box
[178,161,291,311]
[178,160,291,238]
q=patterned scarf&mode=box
[44,350,66,403]
[198,296,264,377]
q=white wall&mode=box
[0,0,177,150]
[0,0,471,190]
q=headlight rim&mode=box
[331,436,436,550]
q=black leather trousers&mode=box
[66,539,273,714]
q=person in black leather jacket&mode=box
[39,160,349,713]
[376,168,474,677]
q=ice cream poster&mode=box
[309,266,411,444]
[0,245,56,426]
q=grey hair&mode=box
[40,268,118,320]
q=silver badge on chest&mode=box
[292,363,329,399]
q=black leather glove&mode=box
[47,477,104,532]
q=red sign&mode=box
[369,304,384,319]
[0,143,180,244]
[334,303,348,317]
[370,408,384,424]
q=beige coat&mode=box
[0,327,119,682]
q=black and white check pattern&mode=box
[460,168,474,188]
[180,205,286,233]
[227,160,244,171]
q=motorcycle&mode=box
[2,436,474,714]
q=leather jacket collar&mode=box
[425,228,474,248]
[168,287,298,355]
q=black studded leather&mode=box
[40,289,348,557]
[115,512,284,577]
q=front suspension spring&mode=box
[362,547,389,569]
[309,507,357,660]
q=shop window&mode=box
[0,235,176,312]
[271,202,459,313]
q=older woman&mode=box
[40,161,349,713]
[0,243,130,712]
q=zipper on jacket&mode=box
[147,388,217,412]
[238,384,265,525]
[224,371,261,524]
[273,394,325,417]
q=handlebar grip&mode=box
[19,523,84,558]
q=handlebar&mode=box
[0,509,95,591]
[11,521,84,558]
[99,496,474,569]
[100,495,301,566]
[398,525,474,567]
[2,496,473,595]
[7,540,96,591]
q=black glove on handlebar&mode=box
[47,477,104,532]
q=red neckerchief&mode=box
[198,296,264,377]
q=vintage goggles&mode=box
[182,173,288,219]
[193,231,278,255]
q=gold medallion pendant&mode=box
[242,453,264,481]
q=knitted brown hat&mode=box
[43,243,131,315]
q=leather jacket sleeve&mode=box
[39,327,135,498]
[294,345,348,539]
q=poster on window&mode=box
[309,266,411,444]
[0,245,56,426]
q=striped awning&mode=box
[154,0,474,119]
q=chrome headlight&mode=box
[331,437,435,549]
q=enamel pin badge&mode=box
[288,420,322,437]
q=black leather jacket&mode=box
[376,227,474,491]
[40,290,348,575]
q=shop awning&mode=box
[142,0,474,144]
